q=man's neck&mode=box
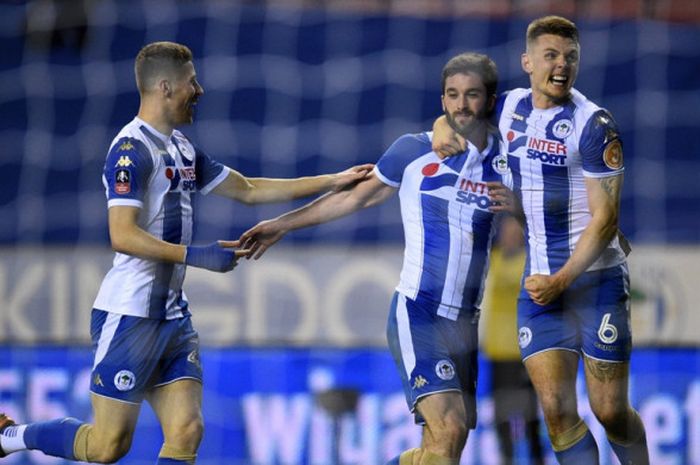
[461,123,490,152]
[137,103,173,136]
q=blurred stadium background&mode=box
[1,0,700,464]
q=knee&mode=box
[538,392,578,433]
[165,415,204,452]
[429,416,468,449]
[591,403,630,431]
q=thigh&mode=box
[90,393,141,444]
[583,355,630,413]
[147,378,203,440]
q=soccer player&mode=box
[240,52,507,465]
[432,16,649,465]
[0,41,371,464]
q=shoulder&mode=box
[386,132,432,155]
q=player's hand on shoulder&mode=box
[185,240,249,272]
[432,116,466,159]
[239,219,288,260]
[330,163,374,192]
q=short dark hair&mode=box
[441,52,498,99]
[135,41,193,94]
[526,16,579,46]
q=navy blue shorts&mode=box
[386,292,478,428]
[89,309,202,403]
[518,263,632,362]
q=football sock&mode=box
[420,449,459,465]
[551,419,599,465]
[72,424,92,462]
[607,411,650,465]
[24,417,84,459]
[156,443,197,465]
[0,424,28,454]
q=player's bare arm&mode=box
[431,115,467,158]
[212,163,374,204]
[109,205,246,271]
[240,173,395,259]
[525,174,623,305]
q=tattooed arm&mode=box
[524,174,623,305]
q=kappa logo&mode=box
[187,349,202,370]
[435,359,456,380]
[114,370,136,392]
[92,373,104,387]
[118,141,134,152]
[412,375,428,389]
[115,155,135,167]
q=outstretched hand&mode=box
[185,240,250,272]
[330,163,374,192]
[239,219,287,260]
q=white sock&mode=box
[1,424,28,454]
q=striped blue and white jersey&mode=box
[498,88,627,276]
[375,131,507,318]
[93,117,229,320]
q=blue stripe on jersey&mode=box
[149,152,183,319]
[461,209,493,309]
[193,146,226,190]
[542,164,571,270]
[443,152,468,173]
[420,173,459,192]
[418,195,450,303]
[545,102,576,142]
[139,126,167,151]
[511,94,533,133]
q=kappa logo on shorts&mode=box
[518,327,533,349]
[187,349,202,370]
[92,373,104,387]
[412,375,428,389]
[114,370,136,392]
[435,359,455,380]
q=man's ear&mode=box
[521,52,532,74]
[441,95,446,113]
[158,79,172,97]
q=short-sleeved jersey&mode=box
[497,88,627,276]
[93,117,230,320]
[375,131,507,318]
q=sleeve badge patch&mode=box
[115,169,131,194]
[603,139,623,170]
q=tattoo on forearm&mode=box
[584,356,627,383]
